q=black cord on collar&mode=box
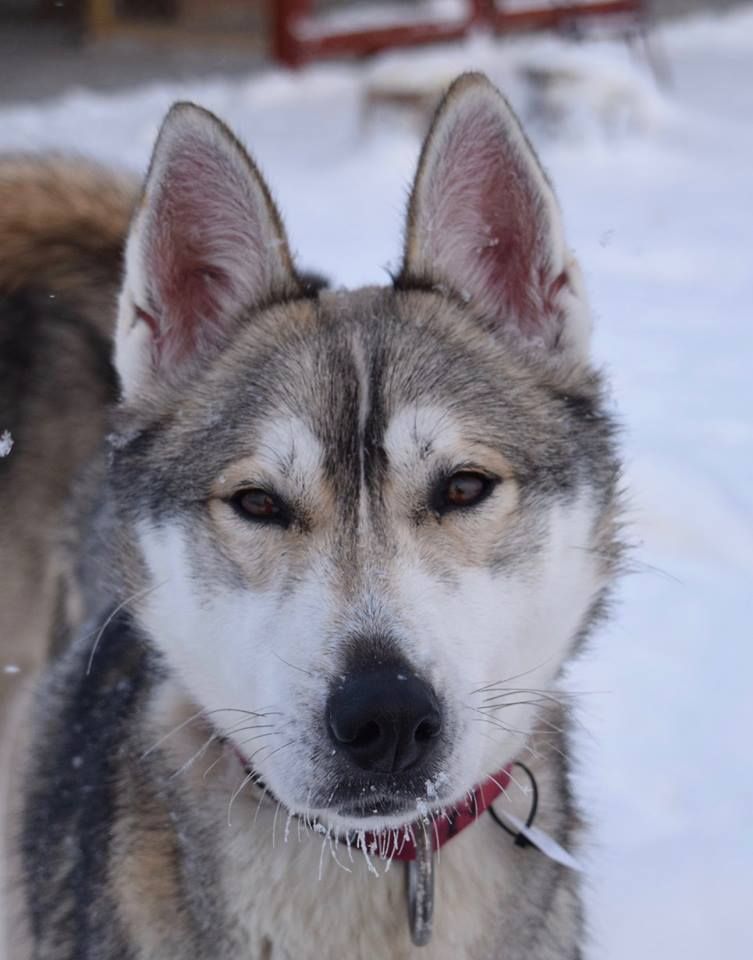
[487,761,538,848]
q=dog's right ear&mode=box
[115,102,300,402]
[399,73,590,360]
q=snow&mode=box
[297,0,466,38]
[0,431,13,458]
[1,6,752,957]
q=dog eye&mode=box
[231,489,289,527]
[434,471,497,515]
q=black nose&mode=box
[326,667,442,774]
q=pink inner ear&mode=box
[420,100,560,340]
[145,135,274,368]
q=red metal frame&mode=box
[272,1,643,67]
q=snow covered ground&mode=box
[2,6,751,957]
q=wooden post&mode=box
[468,0,493,26]
[86,0,117,38]
[273,0,310,67]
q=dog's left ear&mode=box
[115,102,301,401]
[400,73,590,359]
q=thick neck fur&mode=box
[130,676,584,960]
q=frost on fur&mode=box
[401,72,591,358]
[115,102,300,400]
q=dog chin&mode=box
[297,785,461,836]
[310,802,433,837]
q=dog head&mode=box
[111,74,620,833]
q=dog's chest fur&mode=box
[22,618,581,960]
[152,697,580,960]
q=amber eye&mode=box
[433,471,497,515]
[231,489,289,527]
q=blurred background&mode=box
[1,2,751,958]
[0,0,745,101]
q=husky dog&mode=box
[2,73,621,959]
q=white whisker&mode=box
[86,581,167,676]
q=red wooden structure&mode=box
[272,0,645,67]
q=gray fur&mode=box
[1,74,623,960]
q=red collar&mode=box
[356,765,513,862]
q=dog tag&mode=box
[496,810,582,872]
[406,824,435,946]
